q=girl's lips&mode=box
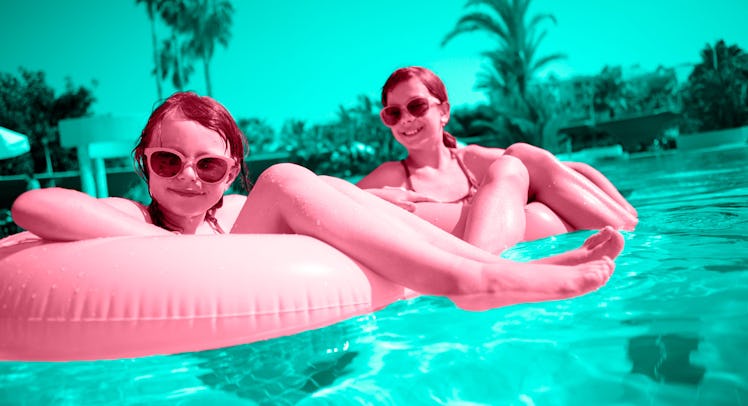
[170,188,203,197]
[400,126,423,137]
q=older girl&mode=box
[359,66,638,254]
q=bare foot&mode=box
[532,226,624,266]
[451,257,616,311]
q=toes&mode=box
[600,256,615,281]
[607,232,625,258]
[585,228,613,249]
[581,259,615,291]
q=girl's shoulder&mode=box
[100,197,152,223]
[456,144,505,166]
[356,161,406,189]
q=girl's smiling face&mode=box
[146,112,236,220]
[384,78,449,150]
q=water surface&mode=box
[1,146,746,405]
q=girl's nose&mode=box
[177,163,199,181]
[401,111,416,123]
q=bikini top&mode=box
[148,203,225,234]
[400,149,479,204]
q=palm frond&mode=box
[526,13,557,32]
[441,12,509,47]
[529,52,567,73]
[525,28,548,62]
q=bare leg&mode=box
[532,226,624,265]
[449,255,617,311]
[524,201,573,241]
[231,164,617,308]
[504,143,638,231]
[462,155,529,254]
[320,175,620,266]
[563,161,638,217]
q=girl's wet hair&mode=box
[133,91,251,232]
[381,66,457,148]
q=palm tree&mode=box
[442,0,567,150]
[153,0,233,95]
[184,0,234,96]
[593,66,629,119]
[135,0,165,99]
[158,36,194,90]
[155,0,196,91]
[681,40,748,131]
[442,0,565,102]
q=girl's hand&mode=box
[365,187,440,212]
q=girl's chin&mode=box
[158,200,216,217]
[400,137,435,149]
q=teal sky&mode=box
[1,0,747,130]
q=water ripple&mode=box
[2,146,748,404]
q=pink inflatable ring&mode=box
[0,232,414,361]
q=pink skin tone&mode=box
[357,77,638,254]
[146,114,241,234]
[12,105,624,310]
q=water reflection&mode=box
[627,333,706,386]
[191,321,364,405]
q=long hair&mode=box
[133,91,251,232]
[381,66,457,148]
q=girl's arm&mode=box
[356,162,440,210]
[11,188,171,241]
[356,161,402,189]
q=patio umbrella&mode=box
[0,126,31,160]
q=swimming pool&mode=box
[1,145,746,405]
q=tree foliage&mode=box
[136,0,234,96]
[443,0,565,100]
[278,95,403,178]
[680,39,748,132]
[237,117,276,154]
[442,0,567,150]
[0,68,95,176]
[591,65,679,121]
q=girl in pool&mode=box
[11,91,623,311]
[358,66,638,254]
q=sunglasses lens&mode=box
[407,98,430,117]
[382,98,435,126]
[149,150,182,177]
[381,106,402,126]
[196,157,229,183]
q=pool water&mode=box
[1,146,746,405]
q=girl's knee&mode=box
[254,163,315,194]
[257,163,310,182]
[484,155,529,186]
[504,143,555,168]
[319,174,346,186]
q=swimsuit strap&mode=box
[208,217,226,234]
[449,149,480,199]
[400,149,479,203]
[400,159,414,190]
